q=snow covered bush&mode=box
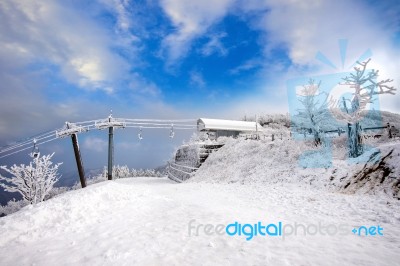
[0,153,62,204]
[113,165,131,179]
[96,165,164,179]
[130,168,164,177]
[0,199,28,217]
[253,113,290,128]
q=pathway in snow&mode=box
[0,177,399,265]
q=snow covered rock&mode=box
[339,144,400,199]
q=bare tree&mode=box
[0,153,62,204]
[330,59,396,157]
[297,79,329,146]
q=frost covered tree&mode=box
[130,168,138,177]
[118,165,130,177]
[330,59,396,157]
[112,165,130,178]
[0,153,62,204]
[129,168,163,177]
[145,169,156,176]
[297,79,329,146]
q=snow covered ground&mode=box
[0,177,399,265]
[191,138,400,199]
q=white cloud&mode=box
[229,58,263,75]
[83,137,107,152]
[129,73,161,97]
[0,0,132,92]
[160,0,233,64]
[201,32,228,56]
[117,141,140,150]
[189,71,206,88]
[234,0,400,113]
[99,0,140,43]
[256,1,399,73]
[100,0,132,31]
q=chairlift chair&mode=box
[31,139,39,158]
[138,127,143,140]
[170,124,175,138]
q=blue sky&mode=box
[0,0,399,171]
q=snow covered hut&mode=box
[197,118,262,139]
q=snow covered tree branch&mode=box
[297,79,329,146]
[0,153,62,204]
[329,58,397,157]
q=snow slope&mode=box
[0,177,399,265]
[190,138,400,198]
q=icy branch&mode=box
[0,153,62,204]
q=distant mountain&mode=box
[155,164,168,175]
[56,168,103,188]
[0,187,20,206]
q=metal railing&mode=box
[167,162,199,183]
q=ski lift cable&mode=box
[0,146,34,159]
[24,129,58,142]
[1,130,56,148]
[0,131,57,154]
[1,132,57,155]
[65,118,197,128]
[124,122,196,127]
[169,127,195,130]
[0,136,59,159]
[123,118,196,121]
[123,118,197,123]
[0,117,197,158]
[36,136,59,146]
[124,125,195,129]
[43,117,196,126]
[0,130,57,151]
[71,120,98,125]
[1,121,196,154]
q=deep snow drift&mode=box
[0,177,399,265]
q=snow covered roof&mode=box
[197,118,263,132]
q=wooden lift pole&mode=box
[71,133,87,188]
[108,126,114,180]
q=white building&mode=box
[197,118,263,139]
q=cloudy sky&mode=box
[0,0,399,172]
